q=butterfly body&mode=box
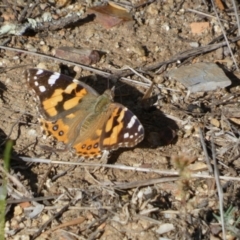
[26,68,144,159]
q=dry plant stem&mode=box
[42,217,85,237]
[208,24,238,44]
[6,195,58,204]
[1,31,240,86]
[0,64,33,74]
[125,66,152,83]
[37,165,52,195]
[186,8,229,22]
[134,214,162,224]
[25,1,40,19]
[198,127,213,174]
[51,164,76,181]
[33,12,89,31]
[134,0,157,9]
[111,177,178,189]
[20,156,240,182]
[0,46,150,88]
[231,0,240,36]
[18,0,36,22]
[144,35,240,71]
[2,0,17,21]
[45,206,112,210]
[99,33,240,79]
[211,136,226,240]
[87,216,108,240]
[0,46,110,77]
[211,0,239,70]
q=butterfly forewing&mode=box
[26,68,99,121]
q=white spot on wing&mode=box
[34,81,39,86]
[36,69,43,75]
[124,133,129,138]
[127,116,136,129]
[48,73,60,85]
[138,125,143,132]
[39,86,46,92]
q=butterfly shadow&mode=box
[108,105,179,164]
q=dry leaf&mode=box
[87,4,132,29]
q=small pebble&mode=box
[210,118,220,128]
[42,214,50,222]
[14,205,23,216]
[28,129,37,137]
[25,44,37,52]
[189,42,199,48]
[41,45,50,54]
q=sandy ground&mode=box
[1,0,240,239]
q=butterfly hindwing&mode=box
[100,104,144,150]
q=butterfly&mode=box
[26,68,144,159]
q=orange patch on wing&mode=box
[63,97,81,110]
[102,108,124,146]
[66,113,76,119]
[103,122,123,146]
[64,83,79,94]
[105,107,123,132]
[73,138,101,158]
[40,119,70,143]
[42,89,64,117]
[75,87,87,97]
[63,87,87,110]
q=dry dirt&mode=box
[1,0,240,239]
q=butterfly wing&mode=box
[100,103,144,150]
[72,103,144,158]
[26,68,100,146]
[26,68,99,121]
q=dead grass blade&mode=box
[211,136,226,240]
[210,0,239,70]
[199,127,213,174]
[231,0,240,36]
[20,156,240,182]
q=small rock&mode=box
[24,44,37,52]
[156,223,175,234]
[129,43,145,57]
[189,42,199,48]
[210,118,220,128]
[27,129,37,137]
[14,205,23,216]
[167,62,231,93]
[41,45,50,54]
[42,213,50,222]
